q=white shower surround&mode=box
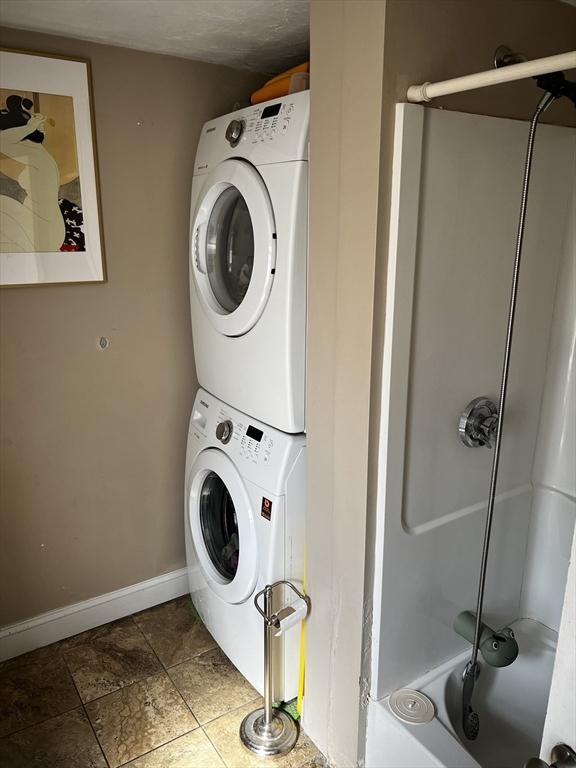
[365,619,557,768]
[521,201,576,631]
[367,103,576,765]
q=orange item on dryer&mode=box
[251,62,310,105]
[266,62,309,85]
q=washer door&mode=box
[188,448,258,604]
[190,159,276,337]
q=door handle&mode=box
[524,744,576,768]
[193,223,208,274]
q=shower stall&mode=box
[365,60,575,768]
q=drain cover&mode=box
[388,688,435,725]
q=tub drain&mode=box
[388,688,435,725]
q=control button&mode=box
[225,119,244,147]
[216,420,233,444]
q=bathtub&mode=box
[365,619,557,768]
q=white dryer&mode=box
[189,92,309,433]
[185,388,305,701]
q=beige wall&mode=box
[306,2,386,765]
[0,27,264,626]
[307,0,575,765]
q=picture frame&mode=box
[0,48,106,286]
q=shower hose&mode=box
[461,88,558,742]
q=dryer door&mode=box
[191,159,276,337]
[187,448,258,604]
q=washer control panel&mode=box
[191,396,274,464]
[214,418,270,462]
[224,414,273,465]
[189,389,306,494]
[239,423,274,465]
[195,405,275,465]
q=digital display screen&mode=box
[246,425,264,442]
[261,104,281,119]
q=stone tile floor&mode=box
[0,597,323,768]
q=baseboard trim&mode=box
[0,567,190,662]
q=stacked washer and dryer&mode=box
[185,91,309,702]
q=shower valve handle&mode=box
[478,413,499,447]
[524,744,576,768]
[458,397,499,448]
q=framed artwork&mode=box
[0,49,106,286]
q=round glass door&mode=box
[199,471,239,581]
[188,448,258,604]
[206,187,254,313]
[191,159,276,337]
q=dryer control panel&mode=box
[194,90,309,174]
[238,100,298,144]
[189,389,305,495]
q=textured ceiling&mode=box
[0,0,309,74]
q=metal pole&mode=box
[263,585,273,727]
[240,581,309,756]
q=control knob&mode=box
[216,420,233,444]
[225,119,244,147]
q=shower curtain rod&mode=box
[407,51,576,103]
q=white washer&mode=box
[189,92,309,433]
[185,388,306,701]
